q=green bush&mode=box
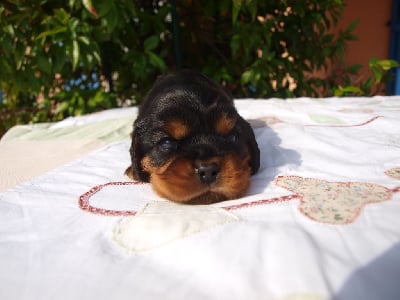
[334,58,400,96]
[0,0,377,136]
[0,0,169,123]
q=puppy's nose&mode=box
[195,162,220,184]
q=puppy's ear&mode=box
[125,124,150,182]
[239,117,260,175]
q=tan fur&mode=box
[164,119,191,140]
[214,113,237,135]
[143,151,251,204]
[213,152,251,199]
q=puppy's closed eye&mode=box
[158,137,179,152]
[226,132,238,143]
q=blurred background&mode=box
[0,0,399,137]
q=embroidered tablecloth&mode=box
[1,96,400,300]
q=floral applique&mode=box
[275,176,397,224]
[385,167,400,180]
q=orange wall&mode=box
[338,0,392,68]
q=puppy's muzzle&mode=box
[195,162,220,184]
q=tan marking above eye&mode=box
[163,119,191,140]
[214,113,237,135]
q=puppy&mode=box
[125,70,260,204]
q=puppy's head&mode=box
[126,71,260,204]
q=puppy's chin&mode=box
[184,192,228,205]
[142,153,251,204]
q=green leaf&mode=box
[246,0,257,21]
[241,70,253,85]
[370,65,382,83]
[346,19,359,33]
[69,0,77,9]
[54,8,70,25]
[82,0,98,17]
[232,0,243,23]
[377,59,400,71]
[55,101,70,114]
[346,64,363,74]
[333,89,343,97]
[334,86,362,97]
[68,18,80,32]
[3,24,15,36]
[241,69,260,85]
[37,56,52,75]
[230,34,241,57]
[321,33,334,44]
[104,4,118,32]
[72,40,80,70]
[369,57,378,67]
[147,52,166,71]
[78,36,90,45]
[14,42,25,70]
[88,1,113,18]
[345,34,358,41]
[35,27,68,41]
[362,77,374,90]
[92,51,101,65]
[144,35,159,51]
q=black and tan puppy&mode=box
[126,70,260,204]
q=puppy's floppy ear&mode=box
[125,121,150,182]
[238,116,260,175]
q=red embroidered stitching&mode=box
[223,194,299,211]
[79,181,143,216]
[78,181,299,216]
[392,186,400,193]
[305,115,381,128]
[78,168,400,222]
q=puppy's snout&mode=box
[195,162,220,184]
